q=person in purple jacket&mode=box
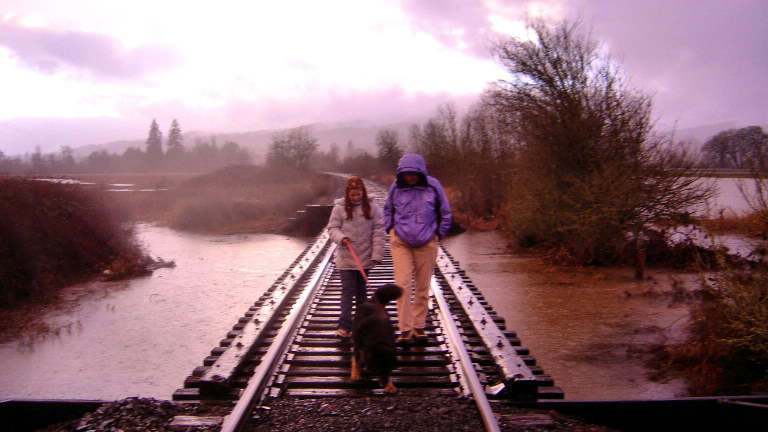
[383,153,452,344]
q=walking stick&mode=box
[345,242,369,285]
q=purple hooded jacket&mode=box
[383,153,452,248]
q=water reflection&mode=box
[0,224,308,400]
[700,176,759,216]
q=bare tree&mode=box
[375,129,403,170]
[702,126,768,169]
[266,126,318,169]
[485,18,710,264]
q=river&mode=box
[0,177,757,401]
[0,225,309,401]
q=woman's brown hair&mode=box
[345,176,371,220]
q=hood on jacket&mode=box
[396,153,428,187]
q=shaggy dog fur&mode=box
[350,283,403,393]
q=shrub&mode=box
[664,256,768,395]
[0,177,147,307]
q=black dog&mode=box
[350,283,403,393]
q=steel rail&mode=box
[431,277,501,432]
[220,241,338,432]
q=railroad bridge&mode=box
[170,180,563,431]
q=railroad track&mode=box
[172,180,562,431]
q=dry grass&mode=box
[61,166,341,233]
[159,165,339,233]
[700,211,768,238]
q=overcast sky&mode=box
[1,0,766,155]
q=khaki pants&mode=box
[390,231,438,332]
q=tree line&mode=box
[272,19,719,267]
[296,19,716,266]
[0,119,253,174]
[3,18,759,267]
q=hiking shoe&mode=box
[396,330,412,344]
[413,328,427,343]
[336,328,351,339]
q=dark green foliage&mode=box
[145,118,164,168]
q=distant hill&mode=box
[70,120,422,163]
[674,122,737,145]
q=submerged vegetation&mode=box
[656,174,768,395]
[654,252,768,395]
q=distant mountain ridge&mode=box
[70,120,422,162]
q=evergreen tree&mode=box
[145,119,163,169]
[165,119,185,169]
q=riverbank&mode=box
[0,177,153,309]
[0,167,341,344]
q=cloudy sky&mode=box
[1,0,766,155]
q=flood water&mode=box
[442,232,694,400]
[0,177,755,401]
[0,224,308,400]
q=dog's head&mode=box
[374,283,402,305]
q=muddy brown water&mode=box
[0,225,693,402]
[442,231,694,400]
[0,224,309,401]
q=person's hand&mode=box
[372,260,382,266]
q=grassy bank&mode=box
[162,165,339,233]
